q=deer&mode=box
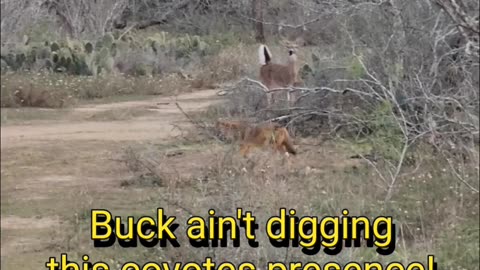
[258,40,301,107]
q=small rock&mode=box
[217,90,228,96]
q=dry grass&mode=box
[1,102,478,269]
[194,44,257,86]
[7,137,475,268]
[0,71,192,108]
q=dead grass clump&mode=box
[117,140,213,189]
[189,78,218,90]
[1,71,194,108]
[119,146,165,188]
[154,72,193,95]
[1,72,73,108]
[74,73,189,99]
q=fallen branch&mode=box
[174,101,223,143]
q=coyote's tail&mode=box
[258,44,272,65]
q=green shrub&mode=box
[347,55,366,79]
[355,101,406,162]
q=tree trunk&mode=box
[252,0,265,43]
[381,0,407,94]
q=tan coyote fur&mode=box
[216,119,297,157]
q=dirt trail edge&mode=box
[1,89,223,148]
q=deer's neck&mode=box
[287,55,297,80]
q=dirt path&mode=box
[1,89,226,265]
[1,89,223,148]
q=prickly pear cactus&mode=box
[50,42,60,52]
[3,53,15,70]
[0,59,8,74]
[15,53,26,70]
[300,64,314,77]
[68,51,90,75]
[85,42,94,54]
[26,47,38,65]
[93,47,114,75]
[22,35,30,45]
[312,53,320,69]
[38,47,51,59]
[95,40,103,50]
[114,40,130,54]
[110,43,118,57]
[101,33,115,49]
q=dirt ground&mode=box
[1,89,364,269]
[1,90,223,148]
[1,89,223,266]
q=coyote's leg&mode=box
[278,145,292,171]
[239,143,251,158]
[276,143,287,154]
[285,153,292,171]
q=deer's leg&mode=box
[286,90,291,107]
[290,90,298,107]
[267,92,273,107]
[271,91,277,106]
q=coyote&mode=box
[258,41,300,106]
[216,119,297,157]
